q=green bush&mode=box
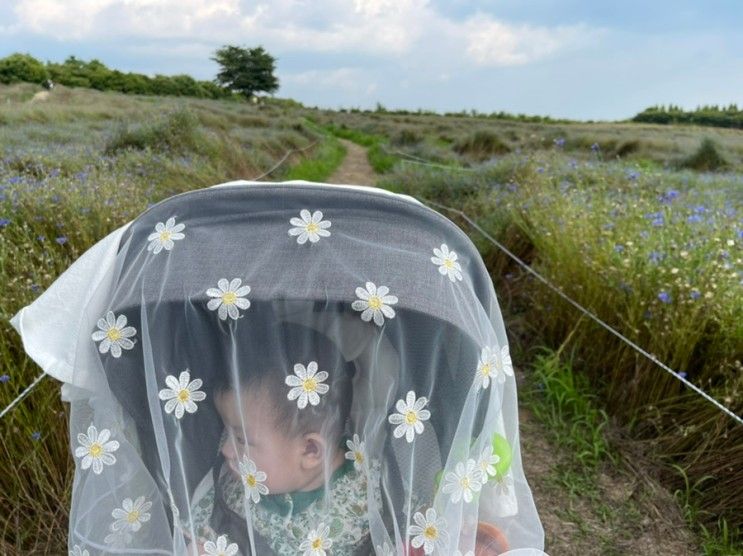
[0,53,48,85]
[680,137,729,171]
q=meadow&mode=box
[0,82,741,553]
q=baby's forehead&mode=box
[216,383,278,419]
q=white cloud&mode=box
[8,0,602,68]
[283,67,377,94]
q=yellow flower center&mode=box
[178,389,190,402]
[424,525,438,540]
[89,442,103,457]
[159,230,171,242]
[355,451,364,464]
[107,328,122,342]
[461,476,470,489]
[222,291,237,305]
[405,410,418,425]
[312,538,322,549]
[245,474,256,488]
[480,363,491,377]
[306,222,319,233]
[444,258,454,269]
[126,510,140,523]
[368,295,382,310]
[303,378,317,393]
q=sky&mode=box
[1,0,742,121]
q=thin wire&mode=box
[0,371,46,420]
[250,139,320,181]
[2,139,322,421]
[419,196,743,426]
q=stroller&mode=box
[10,179,546,555]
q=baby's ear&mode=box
[299,433,326,470]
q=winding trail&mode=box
[327,139,376,186]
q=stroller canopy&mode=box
[10,180,545,555]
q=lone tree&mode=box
[211,45,279,100]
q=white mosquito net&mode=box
[10,180,546,556]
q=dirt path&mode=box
[327,139,376,186]
[326,140,698,555]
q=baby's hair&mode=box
[212,320,355,448]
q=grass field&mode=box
[1,82,741,554]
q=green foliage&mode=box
[633,103,743,129]
[0,53,234,99]
[679,137,729,171]
[452,130,511,161]
[211,45,279,100]
[104,107,213,155]
[0,53,49,85]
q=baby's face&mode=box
[215,387,307,494]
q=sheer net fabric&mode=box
[11,181,545,555]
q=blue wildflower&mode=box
[554,137,565,148]
[687,214,703,224]
[614,244,625,253]
[0,374,9,383]
[536,167,545,173]
[690,290,701,300]
[8,175,22,184]
[678,371,688,379]
[591,143,600,152]
[31,431,41,441]
[55,236,68,245]
[37,235,45,241]
[626,170,640,181]
[0,218,10,228]
[658,290,672,304]
[658,189,679,203]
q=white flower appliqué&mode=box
[147,216,185,254]
[109,496,152,535]
[352,281,398,326]
[431,243,463,282]
[91,311,136,358]
[289,209,331,244]
[388,390,431,443]
[203,534,239,556]
[409,507,449,554]
[74,424,120,474]
[299,522,332,556]
[158,369,206,419]
[477,446,501,485]
[206,278,251,321]
[442,459,484,504]
[285,361,329,409]
[69,545,90,556]
[475,344,514,390]
[345,433,367,471]
[238,454,269,503]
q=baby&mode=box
[180,322,376,555]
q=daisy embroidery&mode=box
[288,209,331,244]
[388,390,430,443]
[69,547,90,556]
[285,361,329,409]
[158,369,207,419]
[103,529,132,548]
[375,542,395,556]
[475,345,514,390]
[409,507,449,555]
[91,311,137,358]
[352,281,398,326]
[494,474,514,496]
[109,496,152,534]
[206,278,251,321]
[442,459,483,504]
[203,534,239,556]
[299,522,332,556]
[74,425,120,474]
[146,216,185,254]
[238,455,269,503]
[477,446,501,484]
[345,433,367,472]
[431,244,463,282]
